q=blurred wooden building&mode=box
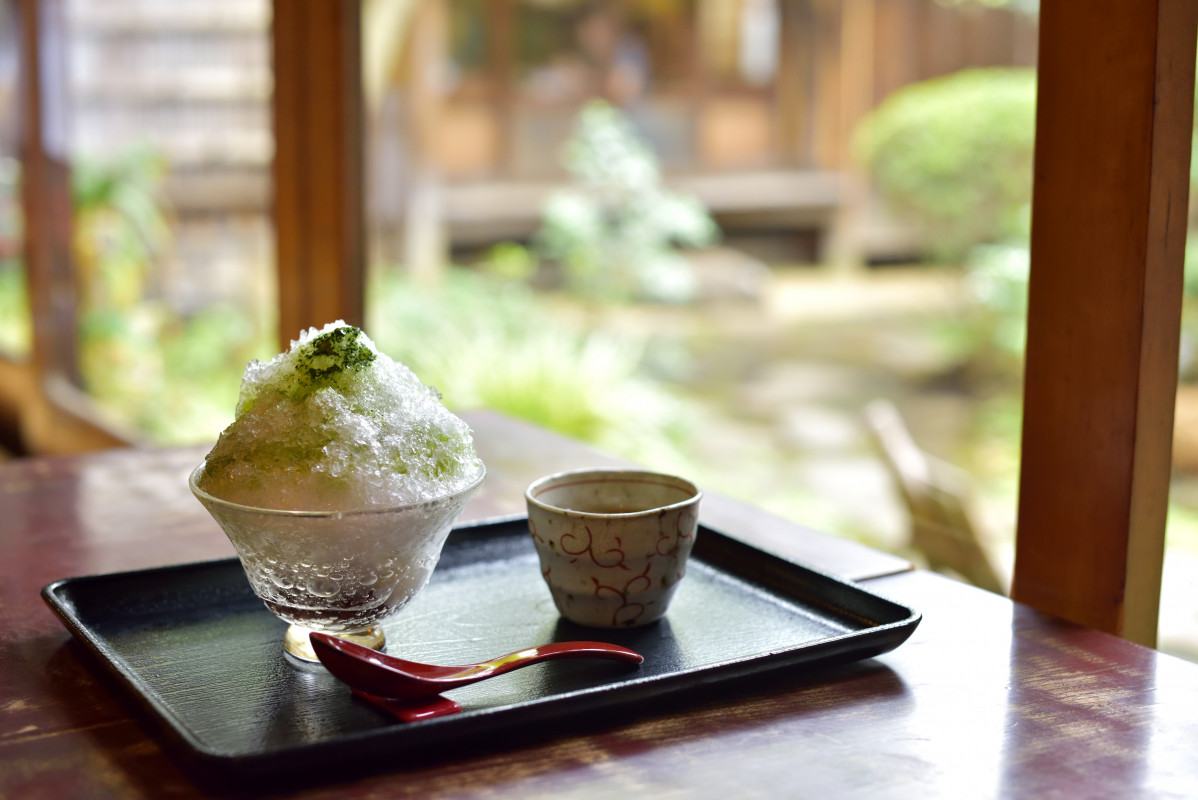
[364,0,1036,264]
[1,0,1037,455]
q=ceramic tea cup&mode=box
[525,468,701,628]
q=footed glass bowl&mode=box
[189,464,485,662]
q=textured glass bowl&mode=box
[189,464,484,661]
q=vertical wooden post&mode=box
[826,0,873,272]
[1013,0,1197,646]
[775,0,817,167]
[807,0,842,171]
[689,0,711,163]
[272,0,365,346]
[402,0,448,285]
[16,0,77,382]
[836,0,874,170]
[14,0,134,453]
[490,0,514,177]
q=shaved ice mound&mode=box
[198,321,484,511]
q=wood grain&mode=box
[2,413,1198,797]
[1013,0,1197,646]
[16,0,77,384]
[271,0,366,345]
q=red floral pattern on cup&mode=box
[592,563,654,626]
[561,526,629,570]
[526,469,702,628]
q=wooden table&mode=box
[2,410,1196,798]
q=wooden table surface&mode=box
[2,410,1196,799]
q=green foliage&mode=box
[935,0,1038,15]
[0,146,172,361]
[68,145,275,444]
[367,265,694,465]
[1191,53,1198,190]
[535,101,719,303]
[1185,239,1198,297]
[1178,241,1198,379]
[484,241,539,281]
[961,242,1030,364]
[0,260,29,355]
[855,68,1036,262]
[79,303,275,444]
[73,145,171,311]
[0,156,30,356]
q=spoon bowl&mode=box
[310,632,643,700]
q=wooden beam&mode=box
[775,0,817,167]
[16,0,78,382]
[12,0,138,454]
[490,0,515,177]
[837,0,875,169]
[1013,0,1197,646]
[401,0,448,283]
[808,0,843,171]
[272,0,365,346]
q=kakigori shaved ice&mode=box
[197,321,484,511]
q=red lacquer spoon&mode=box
[309,632,644,701]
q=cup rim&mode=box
[525,467,701,518]
[189,461,486,518]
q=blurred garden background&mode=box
[2,0,1198,658]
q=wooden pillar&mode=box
[16,0,77,382]
[13,0,135,453]
[400,0,449,285]
[490,0,515,177]
[775,0,817,167]
[836,0,874,169]
[826,0,873,271]
[690,0,711,162]
[272,0,365,346]
[807,0,842,171]
[1012,0,1197,646]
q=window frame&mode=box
[14,0,1197,645]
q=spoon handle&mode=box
[311,632,643,700]
[459,641,644,681]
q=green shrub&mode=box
[73,145,171,311]
[0,260,29,356]
[535,101,719,303]
[79,303,274,443]
[0,155,30,356]
[962,241,1030,366]
[855,68,1036,262]
[367,266,694,465]
[68,146,278,443]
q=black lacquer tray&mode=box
[42,517,920,783]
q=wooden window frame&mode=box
[1012,0,1196,647]
[17,0,1198,645]
[272,0,366,344]
[10,0,132,454]
[275,0,1198,647]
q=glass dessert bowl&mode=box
[190,464,484,662]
